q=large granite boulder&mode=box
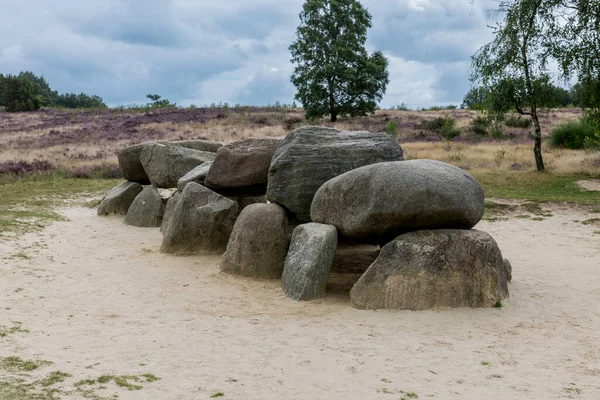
[161,139,223,153]
[124,186,165,227]
[282,223,338,301]
[205,138,281,196]
[160,191,180,234]
[267,126,404,221]
[97,181,143,216]
[220,203,291,279]
[160,183,238,254]
[228,195,268,214]
[140,144,216,188]
[350,229,510,310]
[177,161,213,191]
[311,160,485,243]
[117,140,221,184]
[117,144,149,183]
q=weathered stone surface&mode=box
[140,144,216,188]
[327,244,380,293]
[311,160,485,243]
[205,138,281,196]
[117,144,149,183]
[220,203,290,279]
[177,162,213,191]
[282,223,338,301]
[160,183,238,254]
[350,229,510,310]
[161,139,223,153]
[503,259,513,282]
[97,181,143,216]
[160,191,180,234]
[124,186,165,227]
[228,195,268,214]
[267,126,404,221]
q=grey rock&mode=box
[228,195,268,214]
[350,229,510,310]
[160,191,180,234]
[503,259,513,282]
[160,183,239,254]
[97,181,143,216]
[220,203,291,279]
[282,223,338,301]
[140,144,216,188]
[177,161,213,191]
[161,139,223,153]
[311,160,485,243]
[124,186,166,227]
[117,144,149,183]
[267,126,404,221]
[205,138,281,196]
[327,244,380,293]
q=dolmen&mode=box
[98,126,511,310]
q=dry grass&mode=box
[0,107,594,176]
[403,142,600,175]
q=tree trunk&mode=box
[531,109,545,172]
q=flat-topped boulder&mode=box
[124,185,165,227]
[97,181,143,216]
[267,126,404,221]
[205,138,281,196]
[220,203,291,279]
[140,144,215,188]
[311,160,484,243]
[161,183,238,254]
[177,161,213,191]
[117,144,150,183]
[350,229,510,310]
[117,140,222,184]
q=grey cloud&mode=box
[0,0,499,108]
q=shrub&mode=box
[505,115,532,128]
[468,114,491,136]
[386,121,399,138]
[549,118,596,149]
[427,116,461,140]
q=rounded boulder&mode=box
[310,160,485,243]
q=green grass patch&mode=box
[0,357,53,372]
[39,371,71,387]
[472,172,600,204]
[582,218,600,226]
[0,323,29,337]
[0,175,120,236]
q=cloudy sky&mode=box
[0,0,497,109]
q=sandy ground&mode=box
[577,179,600,192]
[1,206,600,400]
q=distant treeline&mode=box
[0,71,106,112]
[462,77,600,110]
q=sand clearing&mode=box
[577,179,600,192]
[1,206,599,399]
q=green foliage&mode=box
[0,74,42,112]
[146,94,176,108]
[289,0,389,121]
[427,116,460,140]
[386,121,399,138]
[549,117,597,149]
[390,102,410,110]
[55,93,106,109]
[468,114,492,136]
[0,71,106,111]
[505,115,532,128]
[462,86,488,110]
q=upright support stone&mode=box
[282,223,338,301]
